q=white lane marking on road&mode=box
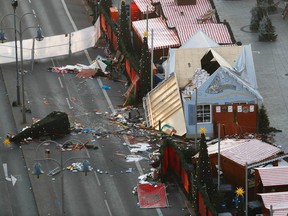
[58,77,64,88]
[84,147,101,186]
[65,98,73,109]
[3,163,17,186]
[3,163,9,179]
[96,78,116,115]
[94,171,101,186]
[104,200,113,216]
[10,176,17,186]
[61,0,77,31]
[156,208,164,216]
[51,58,55,67]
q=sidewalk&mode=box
[214,0,288,152]
[1,64,33,133]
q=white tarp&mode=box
[181,30,219,48]
[233,44,258,89]
[0,17,101,64]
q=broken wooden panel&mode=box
[143,74,186,136]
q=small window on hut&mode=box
[197,105,211,123]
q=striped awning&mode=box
[132,18,181,50]
[132,0,234,47]
[158,0,216,27]
[258,192,288,215]
[133,0,154,14]
[255,166,288,187]
[176,23,234,45]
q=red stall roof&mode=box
[132,0,234,46]
[132,17,181,50]
[133,0,154,14]
[220,139,282,166]
[255,166,288,187]
[176,23,234,45]
[258,192,288,215]
[157,0,216,27]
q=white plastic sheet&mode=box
[0,17,101,64]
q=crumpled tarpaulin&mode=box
[10,111,70,143]
[48,59,107,75]
[137,183,169,208]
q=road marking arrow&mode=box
[3,163,17,186]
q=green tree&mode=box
[257,0,277,13]
[191,169,199,210]
[118,0,133,53]
[258,16,277,41]
[138,36,151,102]
[99,0,112,14]
[195,128,215,197]
[250,7,266,31]
[258,104,270,134]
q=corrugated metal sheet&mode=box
[220,139,282,166]
[143,74,186,136]
[256,166,288,187]
[132,18,181,50]
[258,192,288,215]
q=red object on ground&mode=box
[137,183,168,208]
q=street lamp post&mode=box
[32,140,91,216]
[0,12,44,123]
[12,0,20,106]
[19,13,44,123]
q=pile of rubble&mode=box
[66,162,93,173]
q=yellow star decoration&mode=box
[199,127,206,134]
[3,138,11,145]
[143,31,148,37]
[235,187,245,196]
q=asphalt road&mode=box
[1,0,190,216]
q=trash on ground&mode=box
[48,59,107,75]
[101,85,111,90]
[47,167,61,177]
[96,169,103,174]
[129,142,151,153]
[66,162,93,172]
[62,141,88,151]
[126,168,133,173]
[125,155,144,162]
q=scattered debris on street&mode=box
[66,162,93,173]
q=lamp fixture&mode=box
[0,31,7,43]
[36,27,44,41]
